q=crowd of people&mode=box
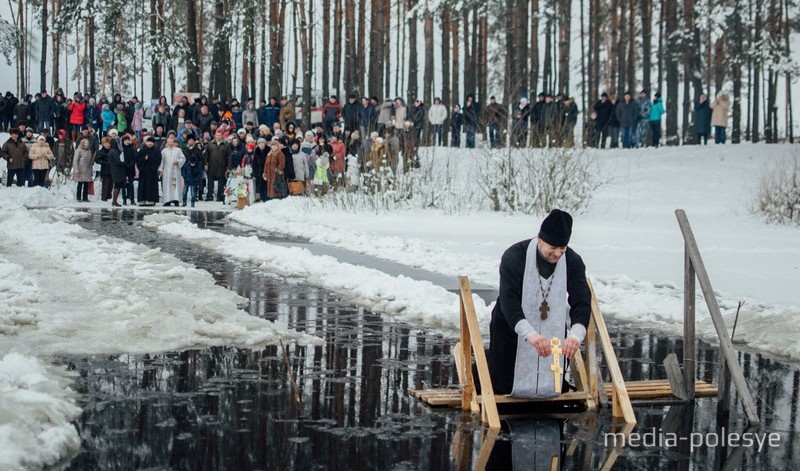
[0,90,433,206]
[589,89,730,148]
[0,86,736,205]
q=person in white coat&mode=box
[427,98,448,146]
[159,136,185,206]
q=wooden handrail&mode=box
[675,210,760,426]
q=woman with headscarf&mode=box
[72,138,93,202]
[28,136,54,187]
[262,138,286,200]
[53,129,74,177]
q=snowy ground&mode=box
[1,143,798,468]
[0,187,317,470]
[226,143,800,361]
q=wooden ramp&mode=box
[409,276,636,431]
[604,379,718,400]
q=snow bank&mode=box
[0,353,81,471]
[144,214,491,330]
[227,144,800,360]
[0,206,320,356]
[0,186,61,208]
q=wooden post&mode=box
[587,278,636,425]
[586,312,599,406]
[675,210,760,426]
[459,276,501,430]
[460,294,473,411]
[683,246,696,400]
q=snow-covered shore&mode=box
[227,143,800,360]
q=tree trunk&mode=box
[269,0,285,99]
[210,0,230,99]
[51,0,62,93]
[617,2,626,92]
[187,0,201,92]
[406,0,418,103]
[88,16,95,95]
[298,0,312,129]
[150,0,162,98]
[39,0,47,93]
[543,13,552,94]
[199,0,205,89]
[344,0,355,94]
[590,0,599,103]
[609,0,618,93]
[627,0,636,93]
[322,0,330,96]
[557,0,571,94]
[683,0,703,99]
[663,0,678,144]
[356,0,366,93]
[462,9,471,97]
[531,0,539,95]
[333,0,343,95]
[505,0,514,102]
[424,7,434,106]
[785,0,794,142]
[451,13,459,106]
[512,0,528,100]
[260,1,267,100]
[640,0,651,91]
[730,0,743,143]
[441,7,450,142]
[383,0,391,97]
[657,0,664,88]
[752,0,761,143]
[241,0,252,102]
[369,0,386,99]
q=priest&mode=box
[486,209,591,398]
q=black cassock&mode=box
[137,146,162,204]
[485,239,592,394]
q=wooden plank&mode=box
[675,210,760,426]
[460,297,473,412]
[477,391,591,404]
[664,353,689,400]
[684,244,697,401]
[586,315,600,406]
[459,276,501,430]
[587,278,636,425]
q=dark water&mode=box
[56,209,799,470]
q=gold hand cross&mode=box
[550,337,563,394]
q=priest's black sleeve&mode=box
[496,240,531,329]
[565,249,591,331]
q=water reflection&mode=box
[62,210,800,470]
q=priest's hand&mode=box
[562,337,580,359]
[527,334,551,357]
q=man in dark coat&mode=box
[614,91,640,149]
[531,93,546,147]
[694,94,712,145]
[486,209,591,395]
[562,97,579,148]
[136,137,162,205]
[463,94,480,149]
[357,97,375,141]
[95,137,118,203]
[486,96,508,149]
[342,94,360,132]
[33,90,56,133]
[512,97,531,148]
[0,129,28,186]
[592,93,613,148]
[204,129,232,201]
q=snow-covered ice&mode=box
[144,213,491,330]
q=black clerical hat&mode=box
[538,209,573,247]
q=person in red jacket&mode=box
[322,96,343,135]
[68,95,87,141]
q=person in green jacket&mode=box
[648,92,665,147]
[115,104,128,133]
